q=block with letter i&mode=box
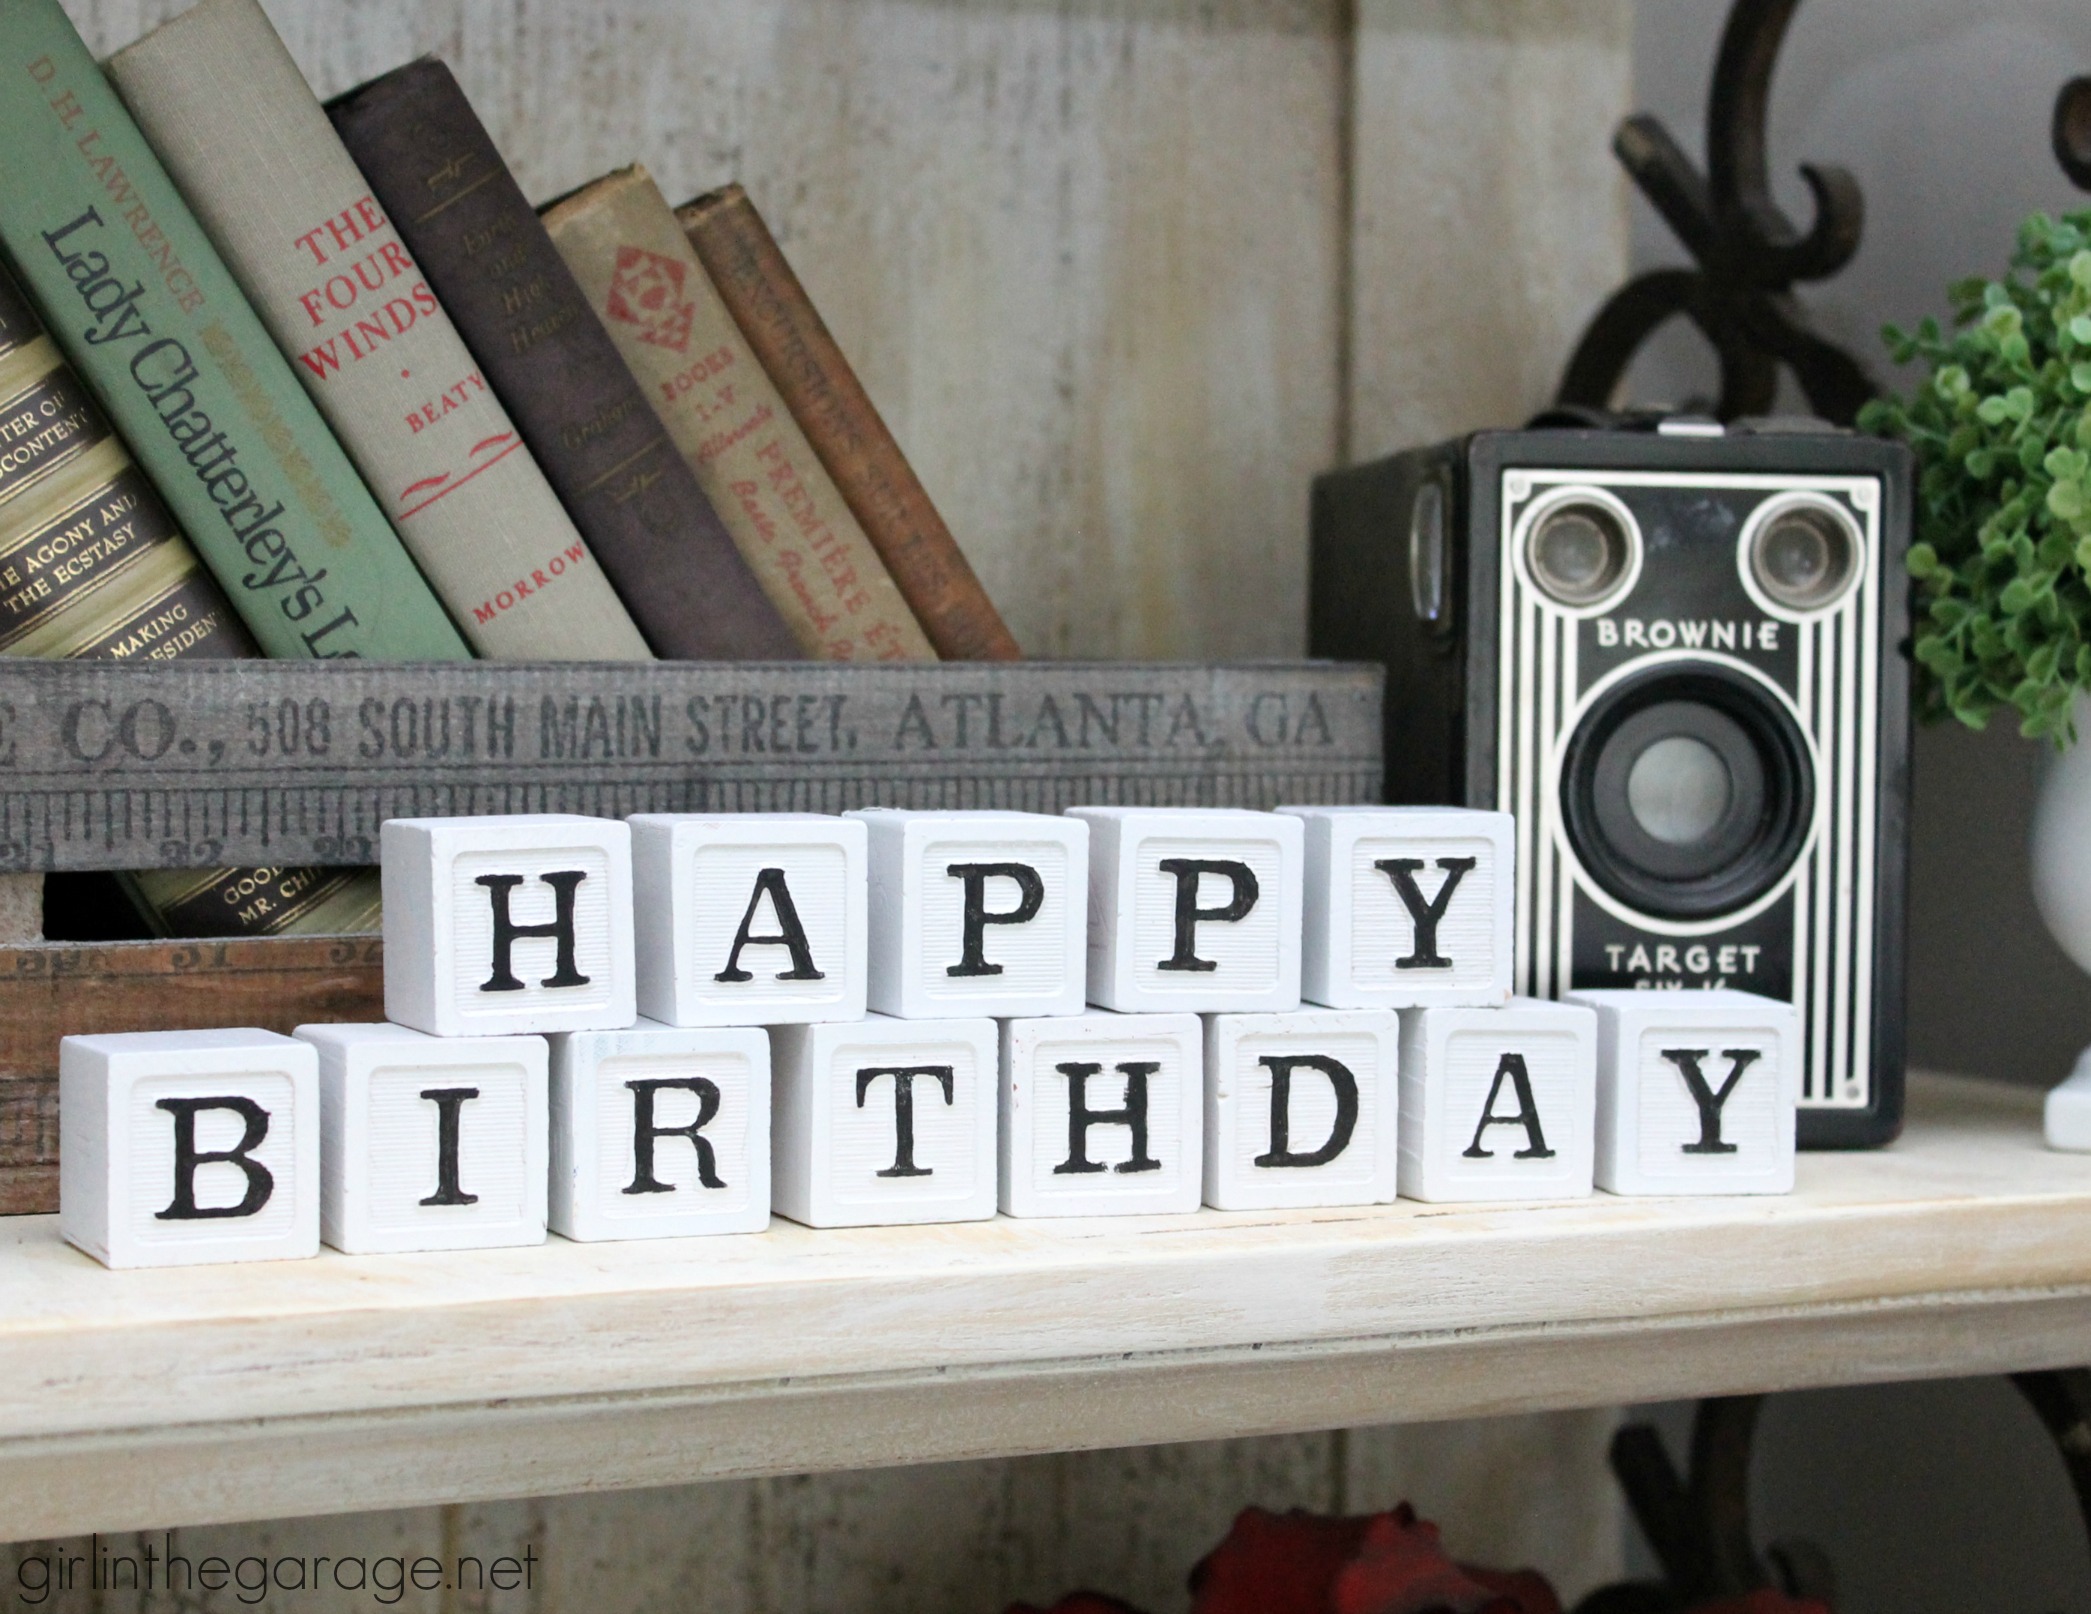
[1279,806,1513,1010]
[770,1014,999,1227]
[1000,1011,1204,1217]
[60,1029,319,1269]
[630,813,866,1027]
[549,1020,771,1240]
[1397,998,1597,1203]
[1203,1009,1400,1210]
[296,1023,548,1254]
[383,814,634,1037]
[1567,988,1800,1195]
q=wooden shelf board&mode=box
[3,1072,2088,1538]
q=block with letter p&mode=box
[383,814,634,1037]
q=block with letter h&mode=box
[1203,1009,1400,1210]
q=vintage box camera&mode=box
[1310,422,1910,1146]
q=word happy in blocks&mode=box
[383,814,635,1038]
[1203,1009,1400,1210]
[61,1029,319,1269]
[629,813,866,1028]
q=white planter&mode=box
[2031,693,2091,977]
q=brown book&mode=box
[679,186,1020,661]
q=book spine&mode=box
[0,0,469,662]
[105,0,651,664]
[542,168,938,664]
[326,61,800,663]
[679,186,1021,662]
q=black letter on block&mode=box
[946,862,1046,977]
[419,1086,481,1206]
[1463,1053,1555,1159]
[625,1077,725,1193]
[477,870,590,991]
[856,1066,956,1177]
[1156,859,1259,972]
[154,1096,273,1219]
[716,867,825,982]
[1254,1054,1359,1168]
[1662,1047,1761,1154]
[1376,856,1476,970]
[1055,1061,1162,1174]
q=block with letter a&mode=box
[1280,806,1513,1010]
[548,1019,771,1240]
[1567,988,1800,1195]
[1203,1008,1400,1210]
[1397,998,1596,1203]
[1071,807,1302,1014]
[629,813,866,1027]
[59,1029,319,1269]
[850,809,1087,1019]
[999,1011,1204,1217]
[296,1023,548,1253]
[382,814,635,1037]
[770,1014,999,1227]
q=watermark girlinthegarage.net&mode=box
[10,1534,539,1605]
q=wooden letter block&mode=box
[1397,998,1596,1203]
[1202,1009,1400,1210]
[850,809,1087,1019]
[770,1014,998,1227]
[1279,806,1513,1010]
[629,813,866,1027]
[1568,988,1800,1195]
[382,814,635,1037]
[548,1019,771,1240]
[1070,807,1303,1014]
[59,1028,319,1269]
[999,1011,1203,1217]
[296,1023,548,1254]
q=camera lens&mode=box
[1748,498,1858,611]
[1527,499,1633,607]
[1626,734,1732,845]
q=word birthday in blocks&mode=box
[57,805,1805,1268]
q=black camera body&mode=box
[1310,423,1911,1147]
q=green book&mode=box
[0,0,469,661]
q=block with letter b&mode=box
[60,1029,319,1269]
[296,1023,548,1253]
[630,813,866,1027]
[1567,988,1800,1195]
[1398,998,1596,1203]
[1279,806,1513,1010]
[1071,807,1302,1014]
[383,814,634,1038]
[1203,1009,1400,1210]
[1000,1011,1204,1217]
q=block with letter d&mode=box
[1567,988,1800,1195]
[383,814,634,1037]
[1397,998,1596,1203]
[60,1029,319,1269]
[1203,1009,1400,1210]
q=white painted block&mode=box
[1568,988,1800,1195]
[849,809,1087,1019]
[1070,807,1302,1014]
[59,1029,319,1269]
[1000,1011,1204,1217]
[629,813,866,1027]
[770,1013,999,1227]
[382,814,635,1038]
[548,1018,771,1240]
[1278,806,1513,1009]
[1202,1009,1400,1210]
[1397,998,1597,1203]
[296,1023,548,1254]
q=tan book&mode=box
[542,168,935,663]
[106,0,650,662]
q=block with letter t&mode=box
[999,1011,1203,1217]
[59,1029,319,1269]
[383,814,634,1037]
[1397,998,1596,1203]
[1567,988,1800,1195]
[1203,1008,1400,1210]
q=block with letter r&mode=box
[59,1028,319,1269]
[383,814,635,1037]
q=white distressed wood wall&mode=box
[19,1,1633,1606]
